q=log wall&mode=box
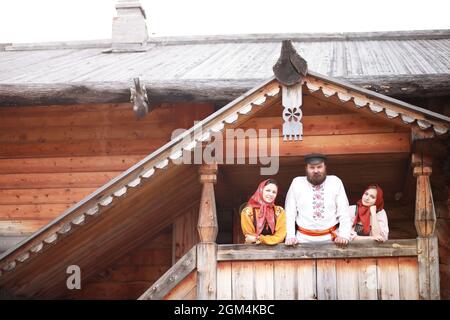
[0,102,214,249]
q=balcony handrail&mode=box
[217,239,418,261]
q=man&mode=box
[284,153,351,246]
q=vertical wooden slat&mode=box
[196,243,217,300]
[172,207,199,264]
[316,259,337,300]
[417,236,440,300]
[217,261,232,300]
[357,258,378,300]
[296,259,317,300]
[336,259,359,300]
[429,236,441,300]
[254,261,274,300]
[377,258,400,300]
[274,260,298,299]
[398,257,419,300]
[232,261,254,300]
[417,237,428,299]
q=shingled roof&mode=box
[0,30,449,106]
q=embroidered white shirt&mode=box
[285,175,351,243]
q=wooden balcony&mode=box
[140,239,423,300]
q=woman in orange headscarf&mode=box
[240,179,286,245]
[349,184,389,242]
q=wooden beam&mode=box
[1,74,450,107]
[0,188,96,205]
[417,237,441,300]
[219,133,411,161]
[196,243,217,300]
[0,172,121,189]
[0,203,72,219]
[163,271,197,300]
[0,156,144,174]
[411,153,441,300]
[239,114,409,136]
[0,236,27,253]
[0,80,259,107]
[217,240,418,261]
[138,245,196,300]
[196,163,218,300]
[0,139,167,158]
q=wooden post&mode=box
[197,163,218,300]
[412,153,440,300]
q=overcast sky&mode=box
[0,0,449,43]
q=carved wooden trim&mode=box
[411,153,436,237]
[197,163,218,243]
[282,83,304,141]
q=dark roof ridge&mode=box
[2,29,450,51]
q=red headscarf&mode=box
[247,179,277,237]
[353,185,384,235]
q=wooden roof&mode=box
[0,69,449,297]
[0,30,450,106]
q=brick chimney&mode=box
[111,0,149,52]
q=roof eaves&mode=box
[309,70,450,124]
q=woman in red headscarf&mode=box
[349,185,389,242]
[240,179,287,245]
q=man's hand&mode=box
[334,236,349,247]
[285,237,298,246]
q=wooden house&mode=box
[0,1,449,299]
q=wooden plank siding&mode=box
[216,256,419,300]
[67,228,173,300]
[0,102,214,239]
[219,99,410,160]
[172,207,199,264]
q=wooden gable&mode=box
[0,58,448,298]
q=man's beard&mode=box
[307,170,327,186]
